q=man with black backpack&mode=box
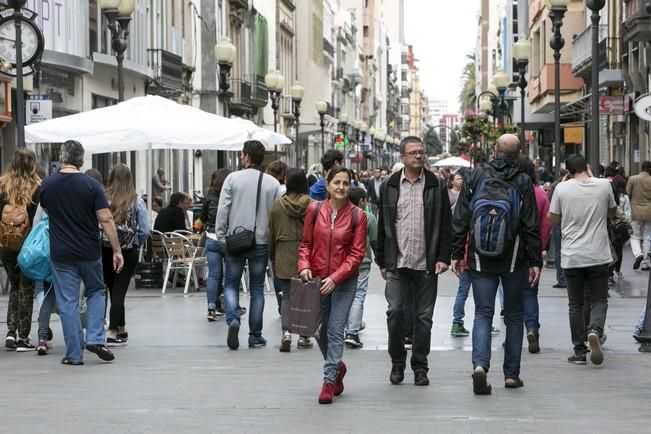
[451,134,542,395]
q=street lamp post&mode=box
[265,70,284,158]
[548,0,570,179]
[291,82,305,166]
[514,35,532,148]
[360,122,368,173]
[100,0,135,102]
[7,0,26,148]
[215,37,237,118]
[493,70,510,129]
[587,0,605,173]
[316,100,328,157]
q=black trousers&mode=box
[564,264,609,354]
[385,268,437,372]
[102,247,139,331]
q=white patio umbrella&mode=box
[433,156,471,168]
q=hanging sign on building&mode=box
[634,93,651,122]
[26,94,52,124]
[599,96,627,115]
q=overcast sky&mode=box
[404,0,478,114]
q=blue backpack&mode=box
[17,213,52,283]
[469,170,521,258]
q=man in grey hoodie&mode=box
[216,140,282,350]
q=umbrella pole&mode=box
[147,143,153,218]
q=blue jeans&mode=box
[223,244,268,338]
[635,307,645,333]
[38,283,57,341]
[317,278,356,383]
[468,267,527,377]
[453,271,472,325]
[51,259,107,362]
[523,282,540,332]
[553,225,566,285]
[346,267,370,335]
[205,239,225,310]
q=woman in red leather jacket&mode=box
[298,166,367,404]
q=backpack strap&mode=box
[311,201,324,227]
[352,207,358,232]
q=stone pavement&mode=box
[1,251,650,433]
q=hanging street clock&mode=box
[0,7,44,77]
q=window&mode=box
[363,26,369,37]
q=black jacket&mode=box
[200,191,219,233]
[375,169,452,271]
[451,158,542,272]
[366,177,382,206]
[154,206,186,233]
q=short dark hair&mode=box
[517,156,538,184]
[399,136,423,154]
[326,166,352,184]
[242,140,266,166]
[85,168,103,185]
[169,192,187,207]
[266,160,288,184]
[348,187,367,206]
[285,168,308,195]
[61,140,85,168]
[321,149,344,172]
[565,154,588,175]
[642,161,651,172]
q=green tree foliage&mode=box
[458,53,476,113]
[424,126,443,156]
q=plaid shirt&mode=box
[395,170,426,270]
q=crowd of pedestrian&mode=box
[2,132,651,405]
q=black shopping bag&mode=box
[287,277,322,337]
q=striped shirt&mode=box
[395,170,426,270]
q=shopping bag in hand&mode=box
[287,277,322,337]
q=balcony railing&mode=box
[572,24,607,74]
[323,37,335,58]
[598,37,622,70]
[147,49,184,97]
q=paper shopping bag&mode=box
[287,277,322,337]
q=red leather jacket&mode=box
[297,199,367,285]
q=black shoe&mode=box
[472,369,492,395]
[552,283,567,289]
[390,364,405,385]
[207,309,217,322]
[227,321,240,350]
[527,330,540,354]
[61,357,84,366]
[16,339,35,352]
[588,331,603,365]
[5,331,16,351]
[414,370,429,386]
[85,344,115,362]
[634,255,644,270]
[567,353,587,365]
[106,337,126,347]
[344,334,363,348]
[116,332,129,343]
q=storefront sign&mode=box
[26,94,52,124]
[599,96,627,115]
[564,126,584,144]
[634,93,651,121]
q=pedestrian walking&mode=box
[376,136,452,387]
[626,161,651,270]
[297,166,367,404]
[39,140,124,365]
[448,172,463,213]
[309,149,343,200]
[548,154,616,365]
[366,168,383,215]
[344,187,378,349]
[101,164,150,347]
[452,134,542,394]
[0,149,41,351]
[268,168,314,352]
[518,157,550,354]
[266,161,289,313]
[201,169,231,320]
[216,140,282,350]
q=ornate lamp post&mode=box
[493,70,510,128]
[514,35,532,147]
[99,0,135,102]
[587,0,605,172]
[359,122,368,173]
[316,99,328,156]
[265,69,283,158]
[548,0,570,178]
[291,82,305,166]
[214,36,237,118]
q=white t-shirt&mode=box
[550,177,616,269]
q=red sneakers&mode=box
[334,361,347,396]
[318,382,336,404]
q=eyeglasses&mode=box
[402,150,425,156]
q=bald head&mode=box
[496,134,521,160]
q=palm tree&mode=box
[458,54,476,112]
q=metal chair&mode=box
[161,232,207,294]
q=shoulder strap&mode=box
[352,207,359,232]
[253,171,263,230]
[311,201,324,227]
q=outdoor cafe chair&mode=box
[161,232,207,294]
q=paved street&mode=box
[1,251,650,433]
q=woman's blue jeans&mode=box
[205,238,225,310]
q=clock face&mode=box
[0,19,42,66]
